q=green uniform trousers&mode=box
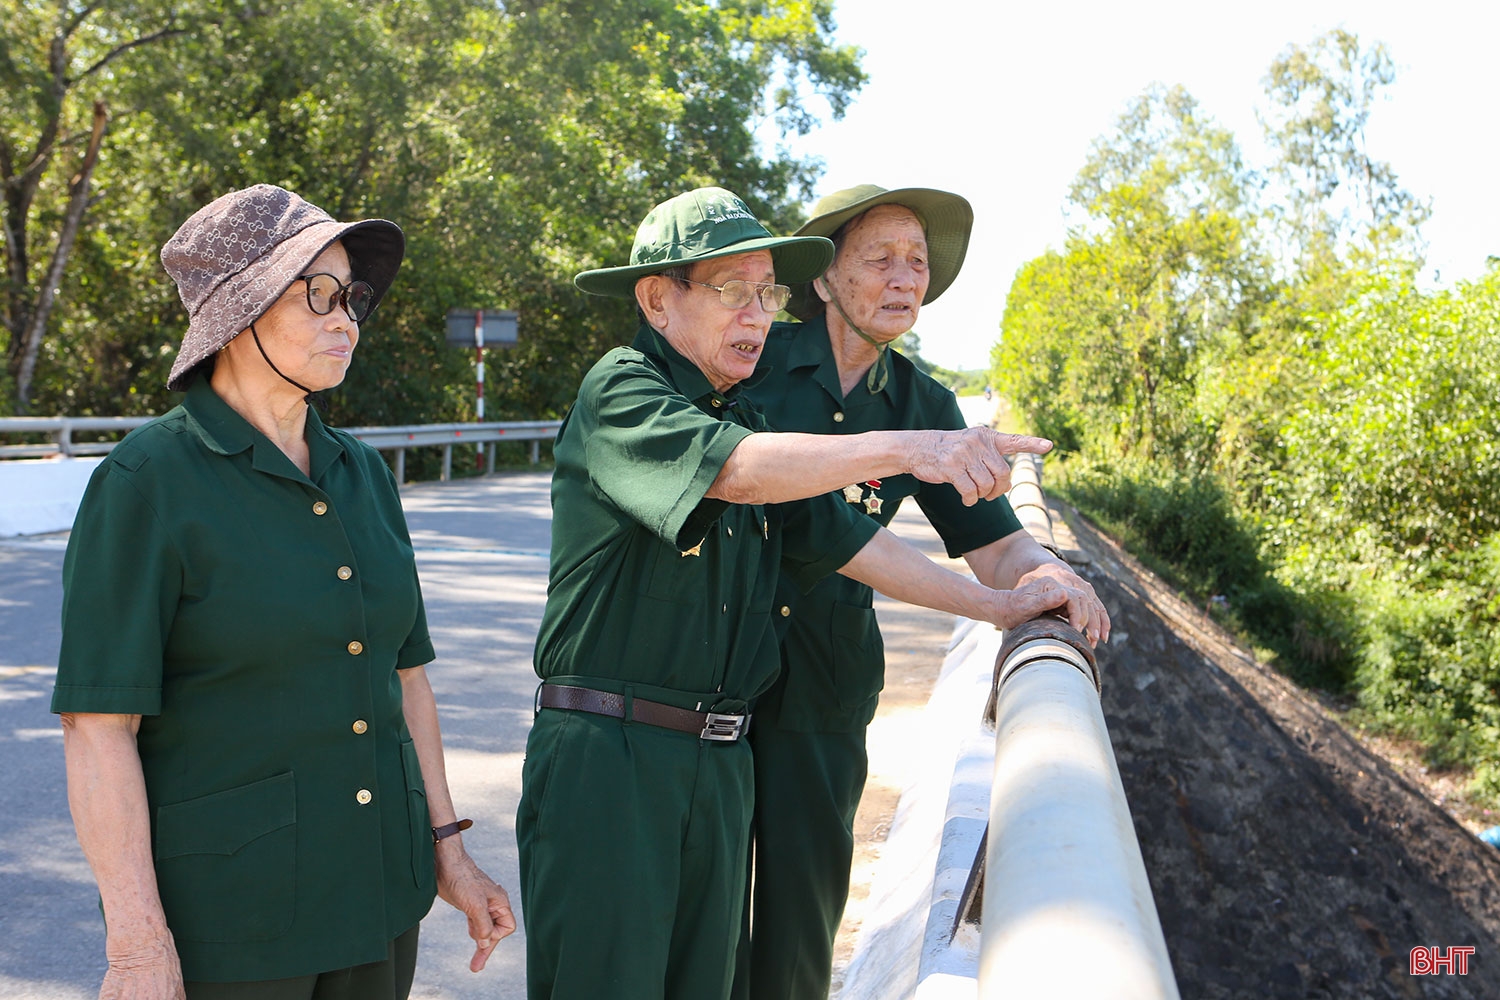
[732,720,868,999]
[183,924,418,1000]
[518,707,754,1000]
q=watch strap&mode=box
[431,818,473,843]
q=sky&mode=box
[773,1,1500,372]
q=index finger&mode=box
[991,433,1052,455]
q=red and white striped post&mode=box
[474,309,486,469]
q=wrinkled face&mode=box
[639,249,776,393]
[815,205,930,343]
[250,242,360,392]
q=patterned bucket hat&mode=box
[574,187,833,299]
[786,184,973,320]
[162,184,405,390]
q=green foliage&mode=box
[1260,29,1430,268]
[1054,453,1355,690]
[1272,269,1500,575]
[1347,541,1500,784]
[994,86,1267,463]
[996,30,1500,804]
[1,0,866,420]
[1058,455,1260,597]
[890,330,985,393]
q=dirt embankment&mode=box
[1066,507,1500,998]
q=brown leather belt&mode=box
[537,683,750,742]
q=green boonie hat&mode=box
[575,187,834,299]
[786,184,974,320]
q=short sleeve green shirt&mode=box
[534,325,879,708]
[52,378,437,982]
[742,316,1024,729]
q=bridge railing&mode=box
[0,416,562,484]
[341,421,562,483]
[0,417,154,458]
[971,452,1180,999]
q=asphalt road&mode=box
[0,471,553,999]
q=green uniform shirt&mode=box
[744,316,1024,730]
[534,324,879,707]
[52,378,437,983]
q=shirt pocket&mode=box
[829,602,885,712]
[399,738,435,890]
[153,771,296,943]
[774,601,885,732]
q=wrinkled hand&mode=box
[910,429,1052,506]
[1017,563,1111,647]
[987,577,1073,631]
[435,841,517,972]
[99,934,184,1000]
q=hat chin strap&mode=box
[250,323,320,406]
[824,288,895,395]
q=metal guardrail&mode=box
[342,421,562,483]
[0,416,562,484]
[970,452,1180,999]
[0,417,154,458]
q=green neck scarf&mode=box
[826,292,892,395]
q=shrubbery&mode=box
[993,32,1500,805]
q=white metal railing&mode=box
[0,416,154,458]
[975,452,1179,999]
[0,416,561,484]
[342,421,562,483]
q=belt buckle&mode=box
[700,712,745,741]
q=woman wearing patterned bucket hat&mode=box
[519,186,1073,1000]
[52,184,514,999]
[733,185,1112,1000]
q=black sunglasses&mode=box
[296,273,376,323]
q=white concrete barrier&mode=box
[839,619,998,1000]
[0,457,102,537]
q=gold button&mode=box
[352,720,368,734]
[711,399,722,408]
[833,412,845,423]
[337,565,353,580]
[312,501,328,515]
[780,605,791,617]
[356,788,372,805]
[347,641,364,655]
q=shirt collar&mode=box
[781,314,904,409]
[181,377,348,481]
[631,323,768,409]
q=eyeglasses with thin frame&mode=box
[677,277,792,314]
[296,273,376,323]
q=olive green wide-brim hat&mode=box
[575,186,834,299]
[786,184,973,320]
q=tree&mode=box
[1,0,865,423]
[0,0,219,413]
[1259,28,1429,271]
[995,85,1265,463]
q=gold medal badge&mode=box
[844,479,883,514]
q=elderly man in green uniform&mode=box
[516,187,1089,1000]
[732,185,1112,999]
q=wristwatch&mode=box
[431,818,473,843]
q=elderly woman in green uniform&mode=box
[732,184,1112,999]
[516,186,1089,1000]
[53,184,514,1000]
